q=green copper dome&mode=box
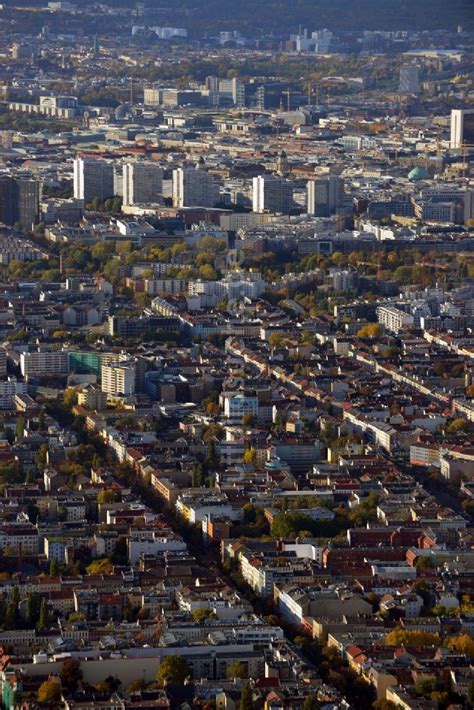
[408,166,430,181]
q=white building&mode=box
[0,377,27,408]
[450,108,474,150]
[172,163,216,208]
[376,305,414,334]
[123,162,163,206]
[73,158,114,203]
[252,175,293,214]
[223,393,259,421]
[20,350,69,379]
[101,360,136,396]
[128,531,187,565]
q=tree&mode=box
[372,701,398,710]
[447,633,474,661]
[192,608,215,623]
[227,661,247,679]
[198,264,217,280]
[467,680,474,707]
[97,489,120,504]
[25,592,42,628]
[242,413,256,428]
[60,658,83,692]
[15,415,25,440]
[243,447,257,465]
[49,559,61,577]
[357,324,382,339]
[447,417,468,433]
[4,586,20,630]
[37,677,61,702]
[156,655,191,686]
[415,555,436,569]
[127,678,147,693]
[385,628,441,647]
[36,443,49,470]
[68,611,87,622]
[302,693,320,710]
[86,558,113,576]
[239,683,253,710]
[38,409,46,432]
[268,333,283,348]
[37,598,51,630]
[414,676,437,696]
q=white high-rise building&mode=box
[73,158,114,203]
[172,162,216,208]
[450,108,474,150]
[101,361,136,397]
[398,64,420,94]
[123,162,163,206]
[252,175,293,214]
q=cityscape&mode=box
[0,1,474,708]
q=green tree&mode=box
[242,413,256,427]
[414,676,437,696]
[63,388,78,408]
[49,559,61,577]
[25,592,42,628]
[37,678,61,702]
[302,693,320,710]
[447,417,468,433]
[38,410,46,432]
[37,598,51,630]
[60,657,83,692]
[15,415,26,440]
[467,680,474,707]
[239,683,253,710]
[97,489,120,504]
[192,608,215,623]
[372,701,398,710]
[156,655,191,686]
[86,558,113,576]
[4,586,20,630]
[227,661,247,679]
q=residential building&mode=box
[252,175,293,214]
[101,360,136,396]
[73,158,114,203]
[172,163,216,208]
[123,162,163,205]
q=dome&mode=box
[408,166,430,181]
[114,103,132,121]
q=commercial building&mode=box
[450,108,474,149]
[0,176,41,228]
[307,177,344,217]
[398,64,420,94]
[73,158,114,203]
[252,175,293,214]
[123,162,163,205]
